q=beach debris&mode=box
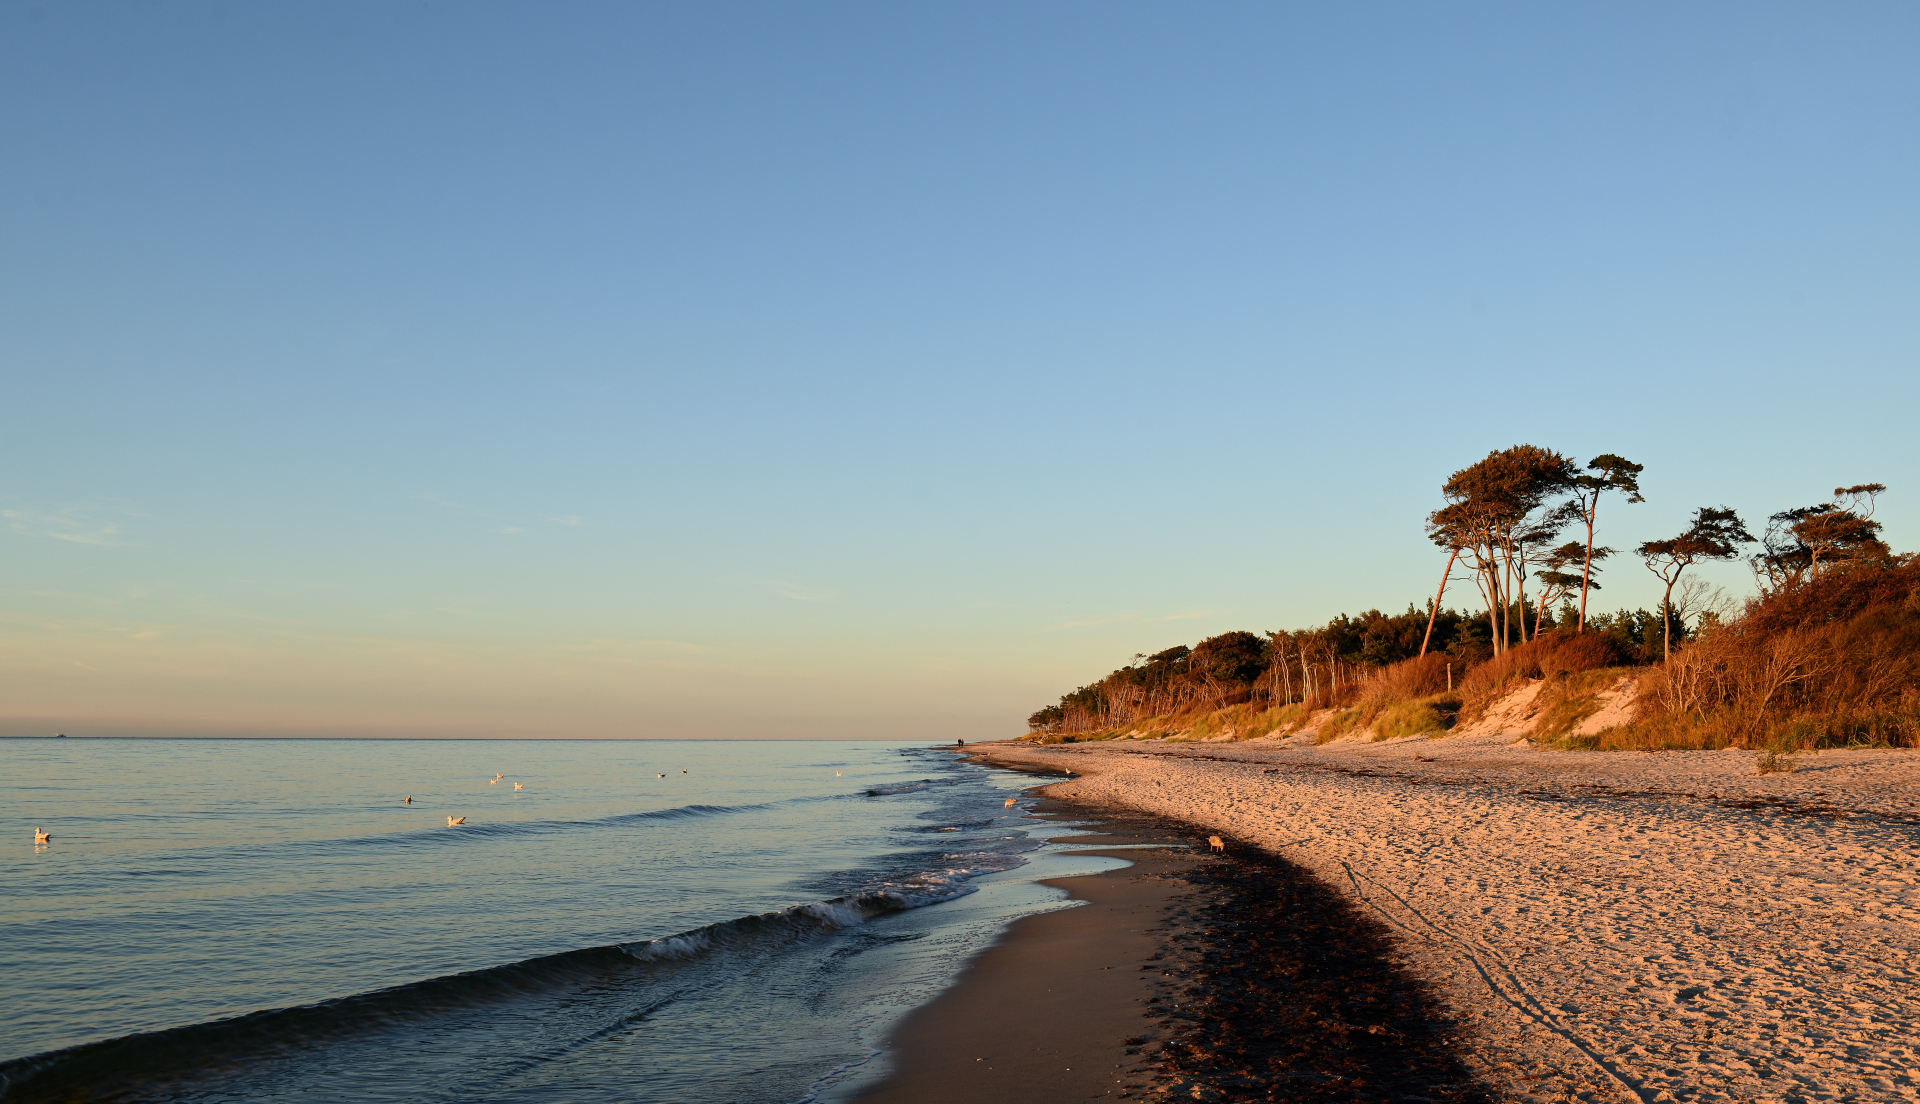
[447,816,466,826]
[34,829,51,843]
[1208,836,1225,853]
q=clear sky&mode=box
[4,2,1916,739]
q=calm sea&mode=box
[0,738,1123,1103]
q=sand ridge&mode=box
[972,736,1920,1104]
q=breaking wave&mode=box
[0,863,1017,1103]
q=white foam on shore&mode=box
[976,733,1920,1104]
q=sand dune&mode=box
[976,722,1920,1103]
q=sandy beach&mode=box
[961,730,1920,1104]
[851,806,1202,1104]
[856,799,1499,1104]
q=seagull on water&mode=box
[513,782,523,790]
[34,829,51,843]
[404,795,412,804]
[658,773,666,778]
[447,816,466,826]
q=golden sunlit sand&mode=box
[971,708,1920,1104]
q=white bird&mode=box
[1004,798,1016,808]
[34,829,51,843]
[835,772,843,777]
[658,773,666,778]
[513,782,523,790]
[681,770,687,774]
[404,795,412,804]
[489,778,500,784]
[447,816,466,826]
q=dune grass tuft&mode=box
[1369,698,1453,741]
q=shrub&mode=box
[1742,555,1920,635]
[1756,738,1797,774]
[1627,561,1920,750]
[1459,631,1627,701]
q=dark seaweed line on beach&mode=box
[1071,807,1497,1104]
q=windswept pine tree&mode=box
[1425,445,1578,656]
[1566,455,1645,630]
[1753,484,1890,589]
[1638,507,1755,659]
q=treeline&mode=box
[1029,446,1909,748]
[1026,604,1671,735]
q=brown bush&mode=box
[1301,681,1363,714]
[1627,558,1920,749]
[1353,653,1451,711]
[1458,631,1626,700]
[1385,652,1453,697]
[1742,554,1920,634]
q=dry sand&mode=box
[972,720,1920,1104]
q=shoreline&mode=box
[964,737,1920,1104]
[847,801,1201,1103]
[850,795,1496,1104]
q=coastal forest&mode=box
[1026,446,1918,752]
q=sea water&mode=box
[0,738,1121,1103]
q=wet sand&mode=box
[851,804,1199,1104]
[854,800,1493,1104]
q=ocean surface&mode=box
[0,738,1124,1103]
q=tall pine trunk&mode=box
[1420,546,1460,657]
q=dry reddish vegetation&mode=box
[1033,557,1920,754]
[1455,632,1625,701]
[1317,561,1920,752]
[1617,556,1920,751]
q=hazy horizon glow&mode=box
[5,3,1916,738]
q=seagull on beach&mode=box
[34,829,51,843]
[447,816,466,826]
[1004,798,1016,808]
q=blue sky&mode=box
[4,2,1916,738]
